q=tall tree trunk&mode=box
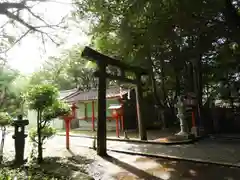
[0,126,6,163]
[37,110,43,163]
[148,54,166,129]
[0,87,6,107]
[197,56,203,108]
[160,58,167,105]
[149,58,161,107]
[174,68,181,100]
[188,62,194,92]
[159,58,167,129]
[193,55,203,128]
[224,0,240,45]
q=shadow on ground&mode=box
[67,149,94,165]
[86,151,240,180]
[153,158,240,180]
[103,155,162,180]
[0,155,93,180]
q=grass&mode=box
[0,167,62,180]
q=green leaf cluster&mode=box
[24,84,59,111]
[72,0,240,109]
[42,101,71,121]
[29,126,56,143]
[0,112,12,126]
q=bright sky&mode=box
[5,0,90,74]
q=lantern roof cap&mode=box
[108,104,122,110]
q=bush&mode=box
[29,127,56,143]
[24,84,68,163]
[42,101,71,121]
[0,167,64,180]
[24,84,59,111]
[0,112,12,126]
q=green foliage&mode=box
[0,67,25,116]
[28,47,96,91]
[71,0,240,111]
[0,167,64,180]
[24,84,64,163]
[28,44,118,91]
[29,126,56,144]
[24,84,59,111]
[42,101,71,121]
[0,112,12,126]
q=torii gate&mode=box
[82,46,149,156]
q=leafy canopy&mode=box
[24,84,59,111]
[42,100,71,121]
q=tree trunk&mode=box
[0,87,6,107]
[197,56,203,108]
[188,62,194,92]
[0,126,6,163]
[147,55,166,129]
[37,110,43,163]
[193,55,203,128]
[174,68,181,100]
[160,58,167,129]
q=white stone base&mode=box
[191,126,199,137]
[175,131,190,137]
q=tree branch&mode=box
[0,29,31,54]
[0,0,66,56]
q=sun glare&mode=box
[4,0,90,74]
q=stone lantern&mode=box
[12,115,29,165]
[175,96,190,137]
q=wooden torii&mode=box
[82,46,149,156]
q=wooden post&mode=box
[118,98,124,131]
[84,103,87,120]
[65,118,70,149]
[121,116,124,131]
[192,111,196,127]
[97,63,107,156]
[116,115,119,137]
[92,101,95,131]
[135,74,147,140]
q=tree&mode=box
[29,45,99,91]
[0,112,12,163]
[72,0,240,128]
[24,84,70,163]
[0,0,67,61]
[0,66,27,117]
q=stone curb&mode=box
[209,135,240,140]
[56,133,208,145]
[77,143,240,169]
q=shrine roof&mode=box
[59,88,78,99]
[62,86,130,102]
